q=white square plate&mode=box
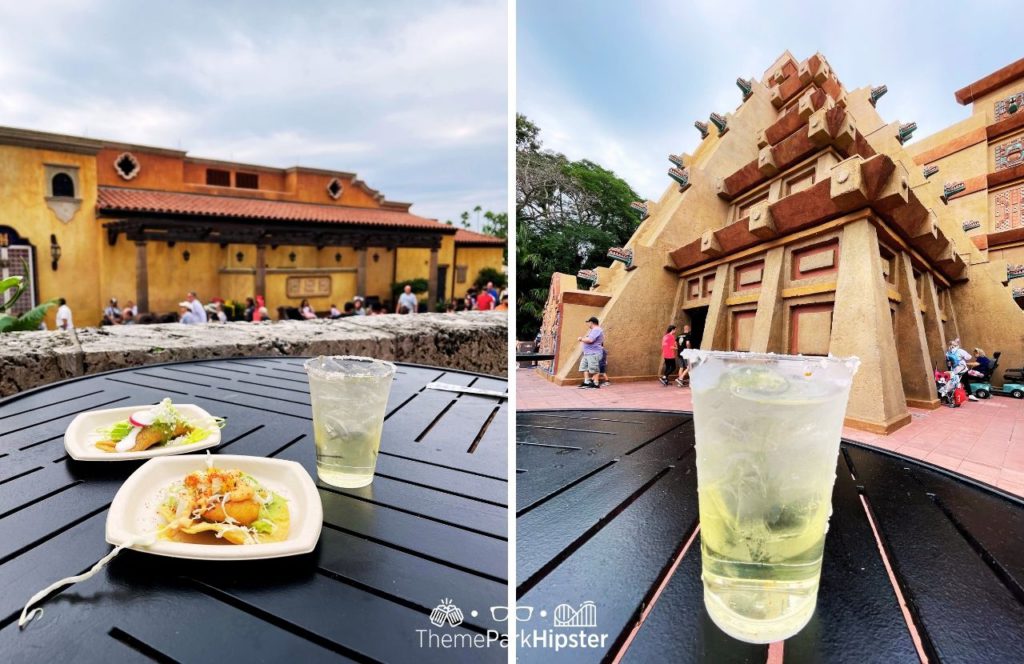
[105,454,323,560]
[65,404,222,461]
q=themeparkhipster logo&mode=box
[416,598,609,652]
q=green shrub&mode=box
[391,278,429,299]
[473,267,507,290]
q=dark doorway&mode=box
[437,265,448,305]
[685,306,708,349]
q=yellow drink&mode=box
[684,351,859,643]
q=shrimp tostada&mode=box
[95,398,224,453]
[158,466,290,545]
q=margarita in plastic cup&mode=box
[682,349,859,643]
[304,356,395,488]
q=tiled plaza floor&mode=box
[516,367,1024,498]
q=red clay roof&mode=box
[96,187,448,231]
[454,228,505,245]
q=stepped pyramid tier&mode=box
[535,51,1024,434]
[694,121,710,139]
[630,201,650,219]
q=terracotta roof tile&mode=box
[454,228,505,245]
[96,187,448,231]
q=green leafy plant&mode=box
[0,274,58,333]
[390,278,429,299]
[473,266,507,290]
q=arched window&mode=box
[51,172,75,198]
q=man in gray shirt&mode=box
[397,284,419,314]
[577,317,604,389]
[186,291,208,323]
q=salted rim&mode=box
[303,355,396,380]
[681,349,860,375]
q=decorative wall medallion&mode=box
[995,91,1024,122]
[994,137,1024,172]
[994,186,1024,232]
[114,152,141,180]
[327,177,344,200]
[286,275,332,298]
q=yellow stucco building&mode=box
[538,53,1024,433]
[0,126,505,327]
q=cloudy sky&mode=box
[0,0,507,227]
[518,0,1023,200]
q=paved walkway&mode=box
[516,368,1024,498]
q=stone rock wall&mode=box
[0,312,507,397]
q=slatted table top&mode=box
[1,358,508,663]
[516,409,1024,663]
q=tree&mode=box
[515,114,642,339]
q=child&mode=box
[595,346,610,386]
[660,325,677,386]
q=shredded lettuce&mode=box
[97,421,134,442]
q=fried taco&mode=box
[158,466,290,545]
[95,398,223,453]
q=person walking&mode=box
[595,346,609,386]
[577,317,604,389]
[676,324,693,387]
[185,291,208,323]
[397,284,419,314]
[660,325,678,386]
[55,298,73,331]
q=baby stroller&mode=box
[936,369,964,407]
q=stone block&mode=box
[830,156,869,207]
[747,200,776,239]
[875,159,910,209]
[807,108,830,145]
[770,86,784,108]
[757,146,778,176]
[834,113,858,150]
[700,230,722,258]
[756,129,769,149]
[0,312,508,397]
[798,60,812,83]
[797,90,816,119]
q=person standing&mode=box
[576,317,604,389]
[244,297,256,321]
[186,291,208,323]
[676,324,693,387]
[660,325,678,386]
[595,345,609,386]
[55,298,73,331]
[397,284,419,314]
[485,281,499,302]
[178,301,199,325]
[476,287,495,311]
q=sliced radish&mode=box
[129,410,157,427]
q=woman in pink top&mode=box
[660,325,677,386]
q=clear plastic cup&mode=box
[682,349,860,643]
[304,355,396,488]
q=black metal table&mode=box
[0,358,508,663]
[516,409,1024,663]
